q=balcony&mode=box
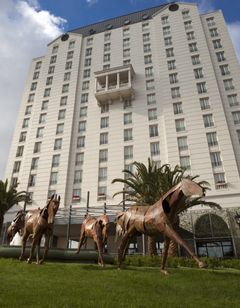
[95,64,135,105]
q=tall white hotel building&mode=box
[5,2,240,211]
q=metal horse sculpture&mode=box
[76,214,109,266]
[19,194,60,264]
[116,179,205,274]
[7,210,26,243]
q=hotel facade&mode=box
[4,2,240,257]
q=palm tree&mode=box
[112,159,220,256]
[0,179,31,236]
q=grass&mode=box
[0,258,240,308]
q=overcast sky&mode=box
[0,0,239,180]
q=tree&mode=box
[0,179,31,236]
[112,159,220,256]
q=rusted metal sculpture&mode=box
[116,179,205,274]
[7,210,26,243]
[76,214,109,266]
[19,194,60,264]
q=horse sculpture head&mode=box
[7,210,26,243]
[180,178,204,198]
[44,194,61,224]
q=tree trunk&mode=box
[0,214,4,242]
[147,236,158,256]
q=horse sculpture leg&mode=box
[159,223,204,271]
[36,237,41,264]
[39,234,50,264]
[19,231,29,261]
[93,223,104,267]
[76,230,86,254]
[161,237,170,275]
[27,233,41,264]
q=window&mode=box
[207,17,215,27]
[56,123,64,135]
[103,64,111,70]
[75,152,84,166]
[44,88,51,97]
[39,113,46,124]
[191,55,200,65]
[210,28,218,37]
[77,136,85,148]
[145,67,153,78]
[124,128,133,141]
[124,99,132,109]
[214,173,226,185]
[182,9,190,19]
[213,39,222,49]
[52,154,60,167]
[80,106,88,117]
[13,161,21,173]
[171,87,180,99]
[146,79,155,90]
[161,16,168,25]
[184,21,192,30]
[189,43,198,52]
[142,22,149,32]
[103,54,110,62]
[87,37,93,46]
[223,79,234,91]
[104,43,111,52]
[206,132,218,147]
[100,133,108,145]
[123,28,129,37]
[180,156,190,169]
[219,65,230,76]
[143,33,150,42]
[31,157,39,170]
[101,103,109,113]
[124,145,133,159]
[99,149,108,162]
[50,172,58,185]
[99,167,107,181]
[30,82,37,91]
[19,131,27,142]
[100,117,109,129]
[62,84,69,93]
[173,102,183,114]
[123,38,130,48]
[58,109,66,120]
[194,68,204,79]
[82,81,90,91]
[22,118,30,128]
[150,142,160,156]
[167,60,176,70]
[60,96,68,106]
[98,186,107,198]
[33,71,39,80]
[81,93,89,103]
[166,48,174,58]
[65,61,72,70]
[48,66,55,74]
[216,51,225,62]
[85,48,92,56]
[177,136,188,151]
[54,138,62,150]
[164,37,172,46]
[83,69,91,78]
[210,152,222,167]
[200,97,210,110]
[227,94,239,107]
[74,170,82,183]
[175,119,185,132]
[41,101,48,111]
[123,49,130,58]
[124,164,133,179]
[50,55,57,64]
[28,93,35,103]
[144,43,151,53]
[163,26,171,36]
[28,174,36,187]
[36,127,44,138]
[169,73,178,84]
[104,32,111,41]
[232,111,240,124]
[147,93,156,105]
[52,45,58,54]
[69,40,75,49]
[78,121,86,132]
[237,130,240,144]
[124,113,132,124]
[35,61,42,70]
[84,58,91,67]
[46,77,53,85]
[64,72,71,81]
[144,55,152,64]
[33,141,41,153]
[148,108,157,121]
[72,189,81,202]
[149,124,158,137]
[16,146,24,157]
[67,51,74,60]
[197,82,207,94]
[203,114,214,127]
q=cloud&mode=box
[227,22,240,62]
[86,0,98,6]
[0,0,66,179]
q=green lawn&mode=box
[0,258,240,308]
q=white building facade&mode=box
[5,2,240,211]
